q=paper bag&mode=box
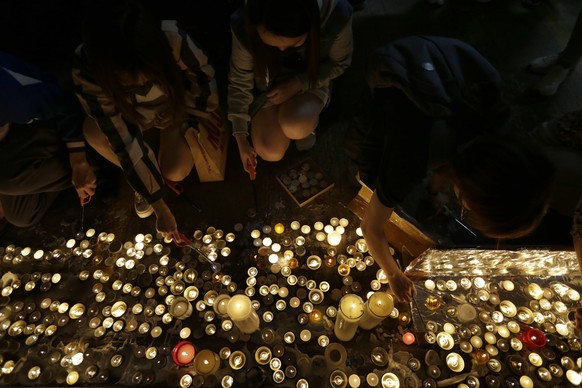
[185,109,229,182]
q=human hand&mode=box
[235,134,257,174]
[266,77,302,105]
[388,271,417,303]
[69,152,97,200]
[152,200,181,243]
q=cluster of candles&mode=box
[414,275,582,387]
[1,217,582,387]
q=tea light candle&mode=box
[300,329,312,342]
[192,349,220,375]
[436,332,454,350]
[169,297,193,320]
[327,231,342,246]
[255,346,272,365]
[334,294,364,341]
[366,373,379,387]
[309,309,323,324]
[402,332,415,345]
[213,294,230,316]
[330,369,348,388]
[457,304,477,323]
[172,341,196,366]
[348,374,361,388]
[566,370,582,385]
[226,295,260,334]
[229,350,246,370]
[446,352,465,372]
[359,292,393,330]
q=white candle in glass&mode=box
[359,292,393,330]
[334,294,364,341]
[226,294,260,334]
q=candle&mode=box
[330,369,348,388]
[436,332,454,350]
[325,342,348,366]
[229,350,246,370]
[327,231,342,246]
[172,341,196,366]
[381,372,399,388]
[457,303,477,323]
[255,346,271,365]
[226,295,260,334]
[334,294,364,341]
[402,332,415,345]
[446,352,465,372]
[169,297,193,320]
[348,374,361,388]
[359,292,393,330]
[193,349,220,375]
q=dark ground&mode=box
[1,0,581,254]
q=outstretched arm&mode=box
[361,190,417,303]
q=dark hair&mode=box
[81,0,185,126]
[244,0,320,87]
[441,135,556,239]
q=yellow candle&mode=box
[334,294,364,341]
[226,295,260,334]
[359,292,393,330]
[193,349,220,375]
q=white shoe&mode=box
[528,54,559,75]
[134,192,154,218]
[295,132,316,151]
[532,64,572,96]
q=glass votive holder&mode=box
[330,369,348,388]
[284,332,296,344]
[255,346,272,365]
[263,311,274,323]
[228,351,245,371]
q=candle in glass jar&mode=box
[334,294,364,341]
[226,295,260,334]
[193,349,220,375]
[358,292,393,330]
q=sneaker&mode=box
[295,132,316,151]
[531,64,572,97]
[528,54,559,75]
[134,192,154,218]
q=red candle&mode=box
[519,327,546,349]
[402,332,416,345]
[172,341,196,366]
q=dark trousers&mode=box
[0,122,71,227]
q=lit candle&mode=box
[334,294,364,341]
[255,346,272,365]
[457,303,477,323]
[327,231,342,246]
[226,295,260,334]
[169,296,193,320]
[445,352,465,372]
[381,372,399,388]
[402,332,416,345]
[172,341,196,366]
[193,349,220,375]
[213,294,230,316]
[358,292,393,330]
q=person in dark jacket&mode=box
[354,36,555,303]
[0,51,95,228]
